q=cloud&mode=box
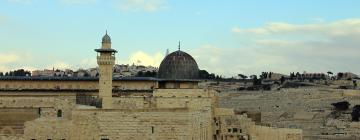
[8,0,96,5]
[235,19,360,37]
[231,27,241,33]
[46,62,73,70]
[79,58,97,68]
[60,0,96,5]
[0,53,20,64]
[194,18,360,77]
[117,0,168,12]
[7,0,34,4]
[0,14,10,24]
[0,53,37,72]
[119,51,163,67]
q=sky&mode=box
[1,0,360,77]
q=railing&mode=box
[97,56,115,64]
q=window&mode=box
[151,126,154,134]
[233,128,238,133]
[228,129,231,132]
[101,139,109,140]
[57,110,62,118]
[38,108,41,117]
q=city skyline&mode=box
[1,0,360,76]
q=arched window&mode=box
[57,110,62,118]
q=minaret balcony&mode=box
[97,56,115,65]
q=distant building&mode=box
[31,69,55,77]
[338,72,358,80]
[302,72,326,80]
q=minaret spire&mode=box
[178,41,181,51]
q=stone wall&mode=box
[67,108,212,140]
[213,114,302,140]
[218,87,360,139]
[24,108,211,140]
[0,80,156,91]
[0,94,76,136]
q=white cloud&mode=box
[46,62,72,70]
[117,0,168,12]
[236,19,360,37]
[118,51,163,67]
[195,18,360,77]
[0,15,8,24]
[60,0,96,5]
[8,0,96,4]
[7,0,34,4]
[0,53,20,64]
[0,53,37,72]
[79,58,97,68]
[231,27,241,33]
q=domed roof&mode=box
[158,50,199,79]
[102,32,111,43]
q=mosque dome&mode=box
[102,32,111,43]
[158,50,199,79]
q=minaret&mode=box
[165,49,169,56]
[95,31,117,109]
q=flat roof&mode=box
[0,76,201,82]
[0,76,159,81]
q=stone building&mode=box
[0,32,302,140]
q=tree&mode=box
[250,75,261,85]
[337,72,344,80]
[289,72,295,80]
[6,69,32,76]
[280,76,285,84]
[250,75,257,79]
[136,71,156,77]
[238,74,247,80]
[137,71,144,77]
[199,70,210,79]
[353,80,357,89]
[332,101,350,111]
[295,72,301,79]
[327,71,333,75]
[208,73,215,79]
[352,105,360,122]
[0,72,3,76]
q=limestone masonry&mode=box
[0,32,302,140]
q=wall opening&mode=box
[151,126,154,134]
[38,108,41,117]
[57,109,62,118]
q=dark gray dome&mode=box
[102,33,111,43]
[158,50,199,79]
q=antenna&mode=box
[178,41,181,50]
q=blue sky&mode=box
[1,0,360,76]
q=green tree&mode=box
[238,74,248,79]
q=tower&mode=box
[95,31,117,109]
[165,49,169,56]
